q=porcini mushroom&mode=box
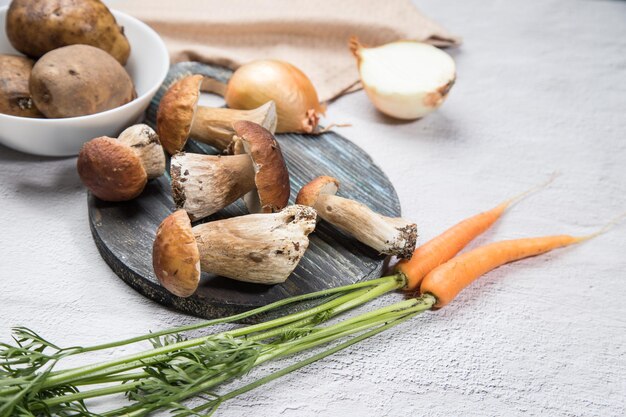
[296,176,417,259]
[77,124,166,201]
[157,74,277,154]
[171,121,290,221]
[152,205,317,296]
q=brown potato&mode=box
[0,54,44,118]
[30,45,136,118]
[6,0,130,65]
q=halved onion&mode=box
[350,38,456,120]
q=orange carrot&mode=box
[398,175,557,290]
[420,214,625,307]
[420,235,580,307]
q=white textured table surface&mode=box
[1,0,625,416]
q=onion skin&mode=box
[224,60,325,133]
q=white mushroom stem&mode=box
[193,205,317,284]
[190,101,277,151]
[171,152,255,221]
[118,124,166,179]
[314,194,417,259]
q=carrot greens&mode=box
[1,275,421,416]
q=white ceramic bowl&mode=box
[0,7,169,156]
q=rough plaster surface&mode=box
[1,0,625,415]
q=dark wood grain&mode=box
[88,62,402,320]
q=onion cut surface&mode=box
[351,39,456,120]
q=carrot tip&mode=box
[578,211,626,242]
[503,172,560,209]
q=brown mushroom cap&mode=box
[233,121,291,213]
[295,176,340,207]
[156,75,202,155]
[77,137,147,201]
[152,210,201,298]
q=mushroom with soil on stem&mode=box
[77,124,166,201]
[171,121,290,221]
[157,74,277,154]
[152,205,317,297]
[296,176,417,259]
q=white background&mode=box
[1,0,625,415]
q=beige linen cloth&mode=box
[118,0,460,102]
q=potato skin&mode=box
[0,54,43,117]
[6,0,130,65]
[30,45,136,118]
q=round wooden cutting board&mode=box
[88,62,402,319]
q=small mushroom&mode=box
[157,75,277,154]
[296,176,417,259]
[152,205,317,296]
[77,124,166,201]
[171,121,290,221]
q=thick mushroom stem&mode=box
[118,124,165,179]
[171,152,256,221]
[313,194,417,259]
[193,205,317,284]
[189,101,277,151]
[157,74,279,154]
